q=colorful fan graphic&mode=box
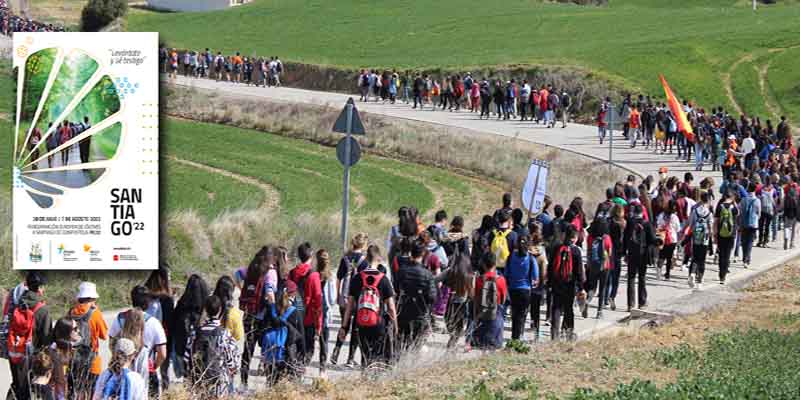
[13,48,123,208]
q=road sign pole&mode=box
[341,103,353,253]
[608,102,614,170]
[526,160,542,221]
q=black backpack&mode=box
[396,266,434,321]
[630,221,647,254]
[190,326,225,385]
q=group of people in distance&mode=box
[160,47,284,87]
[355,69,574,128]
[26,117,92,170]
[0,0,65,36]
[596,94,795,175]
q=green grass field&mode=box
[767,47,800,122]
[731,58,769,118]
[129,0,800,114]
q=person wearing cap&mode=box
[623,204,657,311]
[67,281,108,399]
[93,338,147,400]
[6,272,52,400]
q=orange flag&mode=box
[659,74,694,143]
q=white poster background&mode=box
[12,32,158,270]
[521,160,549,215]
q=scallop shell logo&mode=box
[14,47,125,208]
[16,45,27,59]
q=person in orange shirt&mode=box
[629,106,642,148]
[538,86,549,124]
[67,282,108,400]
[231,52,243,84]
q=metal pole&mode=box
[526,161,542,221]
[608,101,614,169]
[341,103,353,253]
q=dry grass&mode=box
[162,85,627,210]
[160,259,800,400]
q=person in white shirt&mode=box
[93,338,147,400]
[109,286,167,399]
[741,132,757,169]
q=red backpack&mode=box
[7,301,44,365]
[239,275,266,316]
[553,245,574,283]
[356,271,384,328]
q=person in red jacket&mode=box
[289,242,322,365]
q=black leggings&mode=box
[529,290,544,336]
[551,290,575,340]
[660,243,677,279]
[759,213,773,245]
[240,314,263,385]
[509,289,531,340]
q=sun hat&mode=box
[115,338,137,357]
[75,282,99,300]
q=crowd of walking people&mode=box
[161,48,285,88]
[4,127,799,398]
[0,0,65,36]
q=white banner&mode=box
[12,32,159,270]
[521,160,549,215]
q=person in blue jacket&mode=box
[505,235,538,341]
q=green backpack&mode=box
[719,204,734,239]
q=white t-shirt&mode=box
[742,137,756,155]
[109,311,167,352]
[93,369,147,400]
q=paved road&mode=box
[2,73,796,394]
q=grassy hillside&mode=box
[129,0,800,113]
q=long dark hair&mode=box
[445,251,473,297]
[177,274,210,315]
[144,262,171,297]
[213,276,236,325]
[246,246,272,287]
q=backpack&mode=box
[490,229,511,268]
[552,245,574,283]
[476,276,498,321]
[190,326,225,384]
[630,221,647,254]
[355,272,384,328]
[239,274,266,316]
[692,208,710,246]
[719,204,735,239]
[589,236,607,274]
[260,306,295,365]
[761,191,775,216]
[7,301,44,365]
[338,253,366,308]
[0,288,24,359]
[70,306,97,373]
[742,196,759,229]
[292,270,309,316]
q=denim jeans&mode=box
[694,142,704,168]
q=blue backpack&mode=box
[742,196,759,229]
[261,305,295,365]
[589,236,607,274]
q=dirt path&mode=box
[722,53,752,116]
[169,156,281,212]
[758,61,783,120]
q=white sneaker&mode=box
[697,282,703,291]
[733,257,740,264]
[688,274,695,288]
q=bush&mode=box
[80,0,128,31]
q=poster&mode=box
[12,32,158,270]
[521,160,549,215]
